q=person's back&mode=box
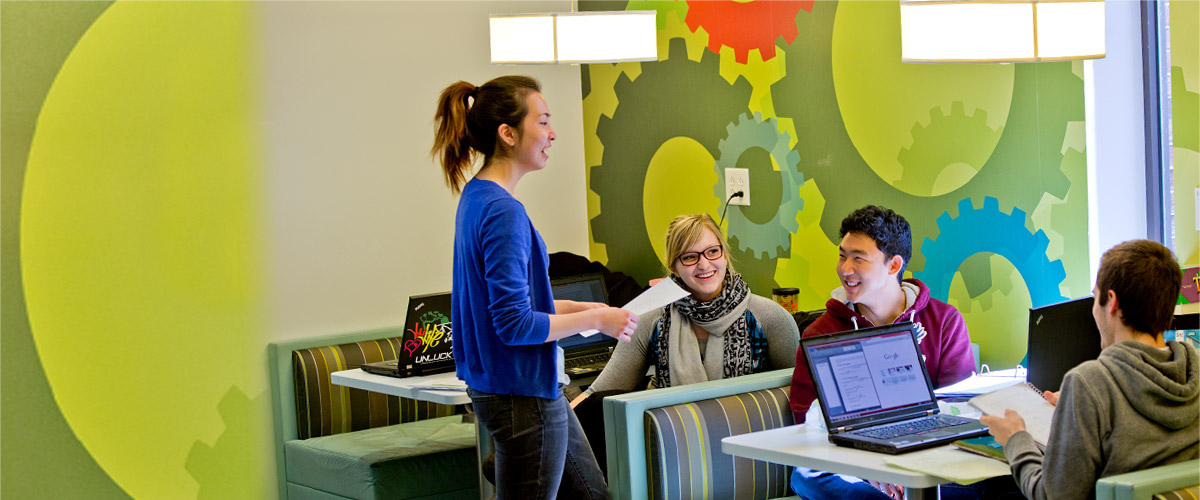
[983,239,1200,500]
[1001,340,1198,500]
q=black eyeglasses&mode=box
[677,245,724,266]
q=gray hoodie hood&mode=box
[1100,340,1200,430]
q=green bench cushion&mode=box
[292,337,457,439]
[644,386,794,500]
[284,415,478,500]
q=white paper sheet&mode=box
[884,447,1012,484]
[578,278,690,337]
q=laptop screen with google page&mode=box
[806,327,934,424]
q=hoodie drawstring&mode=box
[851,316,859,330]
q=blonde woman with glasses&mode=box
[571,213,799,407]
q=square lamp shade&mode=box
[899,0,1105,63]
[490,11,657,64]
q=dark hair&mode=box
[839,205,912,282]
[431,75,541,193]
[1096,239,1180,335]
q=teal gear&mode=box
[712,112,804,259]
[915,196,1068,308]
[590,37,753,284]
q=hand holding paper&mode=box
[579,278,690,337]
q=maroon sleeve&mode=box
[790,333,817,423]
[929,306,974,388]
[790,314,835,423]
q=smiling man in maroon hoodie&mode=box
[789,205,976,499]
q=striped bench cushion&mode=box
[645,387,794,500]
[1154,486,1199,500]
[292,337,458,439]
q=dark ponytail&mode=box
[431,75,541,193]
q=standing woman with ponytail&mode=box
[432,75,635,499]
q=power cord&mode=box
[718,190,744,227]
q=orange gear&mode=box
[684,0,813,64]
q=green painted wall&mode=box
[2,2,266,498]
[1171,0,1198,267]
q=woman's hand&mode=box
[1043,390,1059,406]
[979,409,1027,447]
[594,307,638,342]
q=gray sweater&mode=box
[1004,340,1199,500]
[584,294,799,395]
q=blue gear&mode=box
[916,196,1068,308]
[712,112,804,259]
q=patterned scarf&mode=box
[653,271,753,387]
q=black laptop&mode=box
[1026,297,1103,392]
[552,273,617,378]
[361,291,455,378]
[802,322,989,454]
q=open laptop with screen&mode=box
[1027,296,1104,392]
[552,273,617,378]
[802,322,989,454]
[361,292,456,378]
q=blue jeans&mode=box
[791,467,892,500]
[468,388,609,500]
[791,467,1024,499]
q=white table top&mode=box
[721,423,997,489]
[330,369,471,406]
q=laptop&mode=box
[1026,297,1103,392]
[362,291,456,378]
[802,322,989,454]
[552,273,617,378]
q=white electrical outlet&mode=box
[726,168,749,206]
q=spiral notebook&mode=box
[968,383,1055,445]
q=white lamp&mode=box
[490,11,657,64]
[899,0,1105,63]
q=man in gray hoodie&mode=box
[982,239,1199,500]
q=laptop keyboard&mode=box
[565,351,611,369]
[852,416,968,439]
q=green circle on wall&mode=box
[20,3,260,498]
[643,137,720,267]
[831,0,1015,197]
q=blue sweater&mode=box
[451,179,559,399]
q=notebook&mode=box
[361,292,456,378]
[552,273,617,378]
[801,322,990,454]
[1027,297,1103,392]
[968,382,1054,445]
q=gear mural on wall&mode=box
[713,112,804,259]
[590,37,753,284]
[684,0,813,64]
[896,102,1004,197]
[582,0,1089,369]
[916,197,1068,308]
[185,387,266,500]
[771,1,1081,278]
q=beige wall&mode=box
[264,1,588,340]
